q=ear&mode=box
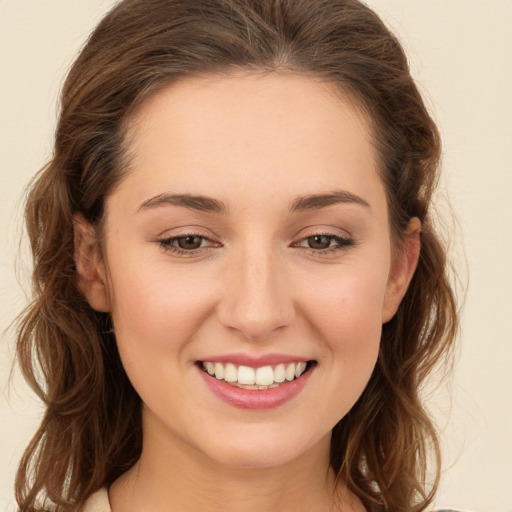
[382,217,421,323]
[73,214,111,312]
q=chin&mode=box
[195,426,331,470]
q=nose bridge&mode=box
[219,240,294,340]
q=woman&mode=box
[14,0,458,511]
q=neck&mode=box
[109,410,364,512]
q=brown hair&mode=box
[15,1,458,511]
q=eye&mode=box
[175,235,204,250]
[156,233,219,255]
[293,233,355,254]
[305,235,337,250]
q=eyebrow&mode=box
[289,190,370,212]
[138,189,370,215]
[138,193,227,213]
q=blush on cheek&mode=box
[109,266,219,358]
[303,271,385,329]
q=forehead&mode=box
[115,72,384,214]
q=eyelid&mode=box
[155,223,219,238]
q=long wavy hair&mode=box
[14,0,458,511]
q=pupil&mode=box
[309,235,330,249]
[178,236,201,249]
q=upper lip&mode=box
[197,353,312,367]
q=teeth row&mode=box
[202,361,308,387]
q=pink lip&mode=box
[198,353,310,367]
[197,364,314,410]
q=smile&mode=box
[200,361,310,389]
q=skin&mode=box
[75,72,420,512]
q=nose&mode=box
[217,247,295,341]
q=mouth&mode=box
[198,360,317,390]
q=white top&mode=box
[81,488,111,512]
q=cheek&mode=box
[106,258,218,367]
[297,263,387,383]
[301,262,387,335]
[302,270,387,422]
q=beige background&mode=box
[1,1,511,511]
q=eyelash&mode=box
[293,233,355,255]
[156,232,355,257]
[157,234,218,257]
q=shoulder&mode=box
[80,488,111,512]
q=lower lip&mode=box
[198,366,313,410]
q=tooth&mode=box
[295,361,307,378]
[274,364,286,383]
[224,363,237,382]
[214,362,225,380]
[207,360,307,385]
[255,365,274,386]
[236,383,258,390]
[238,365,255,385]
[285,363,296,381]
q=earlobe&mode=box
[382,217,421,323]
[73,215,111,312]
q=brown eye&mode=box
[177,235,203,250]
[294,233,354,254]
[307,235,332,249]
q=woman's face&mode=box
[81,73,418,469]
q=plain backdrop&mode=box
[1,1,511,511]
